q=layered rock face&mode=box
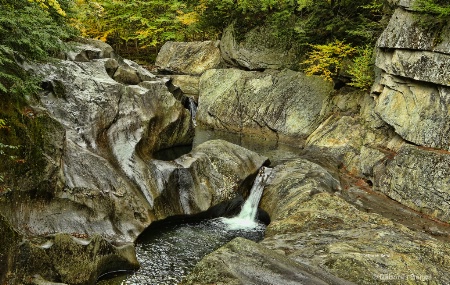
[372,3,450,222]
[374,7,450,150]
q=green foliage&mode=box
[348,46,375,90]
[412,0,450,29]
[0,118,20,192]
[71,0,390,64]
[74,0,207,56]
[0,0,76,98]
[413,0,450,18]
[303,40,356,81]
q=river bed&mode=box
[97,219,265,284]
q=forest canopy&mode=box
[74,0,389,59]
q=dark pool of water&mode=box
[152,145,193,161]
[97,218,265,285]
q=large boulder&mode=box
[258,159,450,284]
[155,41,223,75]
[220,22,300,70]
[182,237,354,285]
[375,144,450,223]
[377,8,450,54]
[197,68,333,145]
[169,75,200,98]
[6,53,194,242]
[151,139,269,219]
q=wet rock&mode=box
[1,215,138,285]
[197,68,333,145]
[182,237,354,285]
[155,41,223,75]
[220,22,300,70]
[375,144,450,223]
[0,214,21,285]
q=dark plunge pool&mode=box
[97,218,266,285]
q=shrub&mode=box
[348,45,375,90]
[302,40,356,81]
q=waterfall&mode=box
[188,97,197,127]
[221,167,273,230]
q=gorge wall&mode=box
[0,41,268,284]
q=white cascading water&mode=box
[221,166,273,230]
[188,97,197,127]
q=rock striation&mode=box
[371,3,450,222]
[374,7,450,150]
[197,68,333,145]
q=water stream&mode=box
[187,97,197,127]
[220,167,273,230]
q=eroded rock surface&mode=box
[197,68,333,145]
[182,237,354,285]
[151,139,269,219]
[0,42,272,284]
[259,159,450,285]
